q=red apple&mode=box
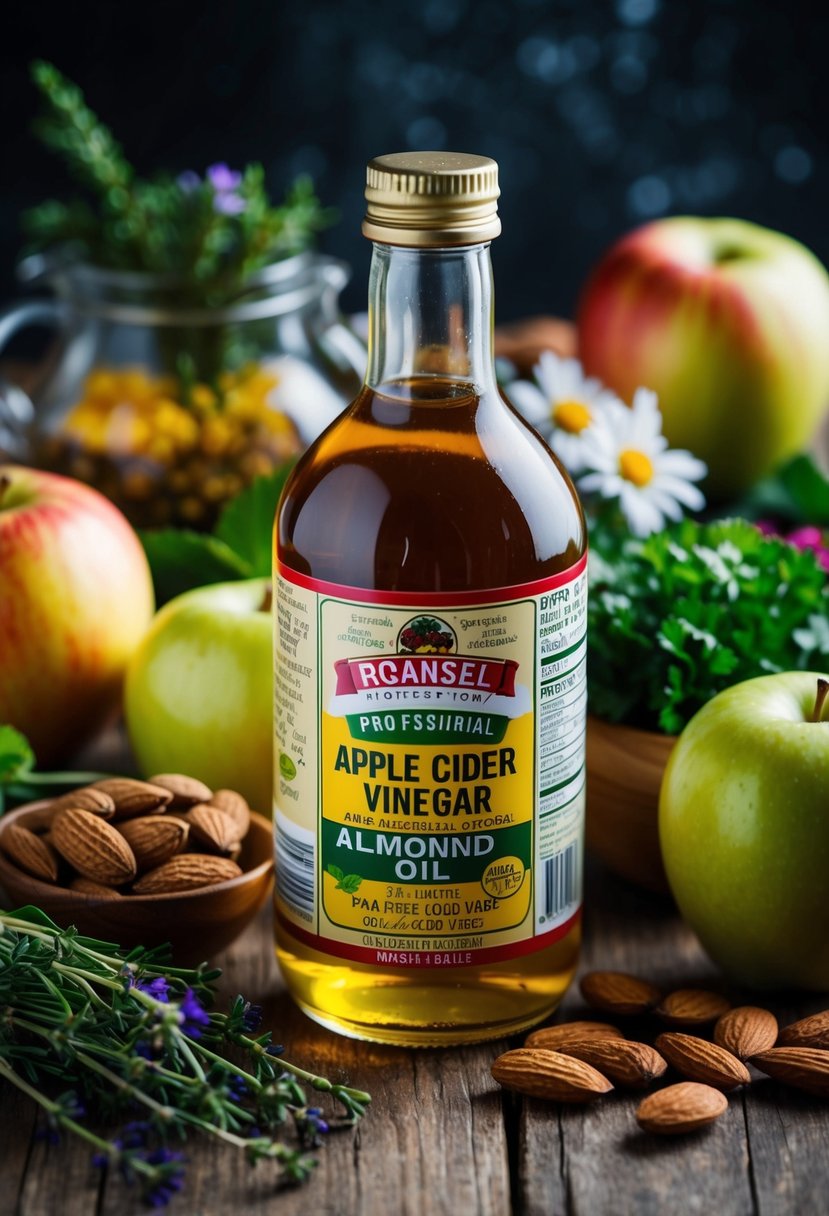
[578,217,829,498]
[0,465,154,764]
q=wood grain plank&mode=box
[518,866,758,1216]
[0,1080,37,1216]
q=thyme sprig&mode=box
[0,906,370,1206]
[24,61,335,303]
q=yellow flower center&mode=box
[619,448,655,487]
[552,399,592,434]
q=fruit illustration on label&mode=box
[398,616,456,654]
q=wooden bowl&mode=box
[585,716,677,894]
[0,801,273,964]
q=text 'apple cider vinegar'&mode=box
[272,152,587,1045]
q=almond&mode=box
[182,805,238,854]
[148,773,213,808]
[636,1082,728,1135]
[70,877,122,899]
[525,1021,624,1049]
[51,808,137,885]
[579,971,661,1015]
[491,1048,613,1103]
[655,1033,751,1091]
[133,854,243,894]
[89,778,173,820]
[751,1047,829,1097]
[116,816,189,872]
[714,1006,779,1061]
[556,1038,667,1089]
[2,824,59,882]
[655,989,731,1026]
[777,1011,829,1050]
[33,787,117,826]
[208,789,250,841]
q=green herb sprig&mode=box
[588,518,829,735]
[0,905,370,1207]
[24,62,334,305]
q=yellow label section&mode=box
[274,564,587,965]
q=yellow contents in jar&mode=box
[40,365,301,529]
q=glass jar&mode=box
[0,253,365,529]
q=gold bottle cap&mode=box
[363,151,500,247]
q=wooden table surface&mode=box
[2,849,828,1216]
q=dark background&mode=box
[2,0,827,321]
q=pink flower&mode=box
[758,520,829,571]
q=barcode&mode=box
[542,842,580,920]
[275,812,315,919]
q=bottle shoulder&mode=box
[277,389,586,591]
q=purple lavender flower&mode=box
[240,1001,263,1033]
[264,1042,284,1057]
[142,1148,186,1208]
[178,988,211,1039]
[177,170,201,193]
[226,1074,247,1103]
[206,163,243,192]
[137,976,171,1002]
[212,191,246,216]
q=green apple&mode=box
[125,579,272,813]
[578,217,829,498]
[659,671,829,989]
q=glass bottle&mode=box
[273,152,587,1046]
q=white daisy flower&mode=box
[507,351,619,472]
[577,387,707,538]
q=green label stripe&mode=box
[321,820,530,884]
[345,710,510,744]
[541,632,587,666]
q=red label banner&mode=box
[334,655,518,696]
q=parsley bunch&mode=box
[0,906,369,1207]
[588,518,829,735]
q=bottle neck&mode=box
[364,242,498,396]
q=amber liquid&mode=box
[275,372,586,1046]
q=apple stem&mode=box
[259,584,273,613]
[0,474,11,507]
[811,678,829,723]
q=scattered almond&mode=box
[133,854,243,894]
[556,1038,667,1089]
[491,1048,613,1103]
[2,824,59,882]
[90,778,173,820]
[655,1032,751,1091]
[579,971,661,1015]
[183,805,238,854]
[149,773,213,808]
[714,1007,779,1061]
[777,1011,829,1050]
[117,816,189,872]
[51,808,137,885]
[70,877,122,899]
[751,1047,829,1097]
[208,789,251,841]
[525,1021,624,1049]
[636,1082,728,1135]
[656,989,731,1026]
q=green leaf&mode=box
[6,905,62,932]
[140,529,251,605]
[739,454,829,526]
[338,874,363,894]
[215,464,295,577]
[0,726,35,785]
[326,864,344,882]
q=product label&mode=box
[273,555,587,969]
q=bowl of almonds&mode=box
[0,774,273,961]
